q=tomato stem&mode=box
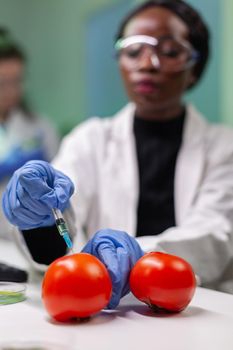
[147,301,176,314]
[77,316,91,322]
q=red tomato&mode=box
[130,252,196,312]
[42,253,112,321]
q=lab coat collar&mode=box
[111,102,208,143]
[182,104,208,148]
[111,103,135,141]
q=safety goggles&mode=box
[115,35,199,72]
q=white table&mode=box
[1,239,233,350]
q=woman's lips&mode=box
[134,80,160,94]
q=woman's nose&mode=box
[138,49,160,71]
[150,54,160,69]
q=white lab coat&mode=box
[13,104,233,293]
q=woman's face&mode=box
[0,59,24,115]
[118,7,196,118]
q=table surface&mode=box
[1,239,233,350]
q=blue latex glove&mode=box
[2,160,74,230]
[82,229,144,309]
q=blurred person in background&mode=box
[2,0,233,308]
[0,27,59,239]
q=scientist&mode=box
[0,28,59,239]
[2,0,233,308]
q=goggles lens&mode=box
[115,35,199,72]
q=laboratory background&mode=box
[0,0,232,136]
[1,1,233,349]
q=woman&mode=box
[3,0,233,308]
[0,28,59,239]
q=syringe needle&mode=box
[52,208,73,252]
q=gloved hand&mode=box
[2,160,74,230]
[82,229,144,309]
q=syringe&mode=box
[52,208,73,252]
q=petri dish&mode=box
[0,282,26,305]
[0,342,72,350]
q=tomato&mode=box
[130,252,196,312]
[42,253,112,322]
